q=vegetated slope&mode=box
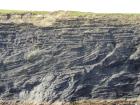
[0,12,140,103]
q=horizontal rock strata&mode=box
[0,13,140,103]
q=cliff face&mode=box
[0,13,140,103]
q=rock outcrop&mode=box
[0,12,140,103]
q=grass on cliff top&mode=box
[0,9,140,15]
[0,9,94,16]
[0,9,140,20]
[0,9,49,15]
[0,10,140,26]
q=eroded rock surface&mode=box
[0,14,140,103]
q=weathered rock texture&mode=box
[0,13,140,103]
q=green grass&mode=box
[0,9,49,15]
[0,10,94,17]
[0,9,140,27]
[0,9,140,16]
[66,11,94,16]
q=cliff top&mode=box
[0,9,140,27]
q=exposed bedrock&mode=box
[0,15,140,103]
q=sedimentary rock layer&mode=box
[0,13,140,103]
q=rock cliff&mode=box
[0,12,140,103]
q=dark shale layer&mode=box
[0,12,140,103]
